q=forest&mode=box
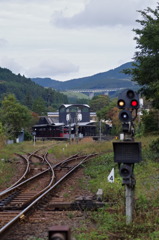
[0,67,68,113]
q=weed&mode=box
[63,192,70,198]
[1,137,159,239]
[27,237,44,240]
[67,212,74,219]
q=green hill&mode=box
[0,67,68,109]
[32,62,136,90]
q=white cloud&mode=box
[0,38,8,47]
[0,57,23,73]
[25,59,79,78]
[0,0,157,81]
[51,0,157,28]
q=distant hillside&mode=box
[0,67,68,109]
[32,62,135,90]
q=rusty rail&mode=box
[0,153,97,237]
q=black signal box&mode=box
[117,89,139,109]
[113,142,142,163]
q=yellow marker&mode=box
[20,214,25,220]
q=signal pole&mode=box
[126,185,134,224]
[113,89,142,224]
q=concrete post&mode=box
[125,185,134,224]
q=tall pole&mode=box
[125,185,134,224]
[75,121,79,143]
[99,120,102,141]
[69,119,71,144]
[33,135,36,146]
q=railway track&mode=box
[0,152,97,239]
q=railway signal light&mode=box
[117,89,139,109]
[48,226,71,240]
[119,110,132,122]
[120,164,133,179]
[119,164,135,186]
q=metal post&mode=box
[75,123,79,143]
[33,136,36,146]
[99,120,102,141]
[69,120,71,144]
[125,185,134,224]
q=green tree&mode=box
[90,95,110,112]
[124,4,159,108]
[141,109,159,133]
[0,94,32,139]
[32,97,46,115]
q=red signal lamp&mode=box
[131,100,138,108]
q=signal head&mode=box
[130,99,139,108]
[119,164,133,179]
[117,89,139,109]
[127,90,135,99]
[118,99,125,109]
[119,110,132,122]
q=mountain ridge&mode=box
[0,67,68,109]
[32,62,135,90]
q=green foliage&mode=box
[124,4,159,109]
[97,98,117,120]
[0,67,68,112]
[0,94,32,139]
[1,136,159,239]
[97,98,122,135]
[48,140,113,159]
[74,135,159,240]
[149,137,159,161]
[76,208,120,240]
[90,95,110,112]
[84,153,123,202]
[135,122,145,137]
[62,91,90,104]
[141,110,159,134]
[27,237,44,240]
[32,97,47,115]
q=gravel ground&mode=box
[3,158,95,240]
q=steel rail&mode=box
[0,152,48,197]
[0,154,30,196]
[35,152,55,195]
[0,154,91,199]
[0,152,53,201]
[0,153,97,236]
[0,150,46,196]
[0,154,79,197]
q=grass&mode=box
[0,136,159,239]
[48,139,113,159]
[0,140,56,189]
[73,135,159,240]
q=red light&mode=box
[131,100,138,107]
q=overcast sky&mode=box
[0,0,157,81]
